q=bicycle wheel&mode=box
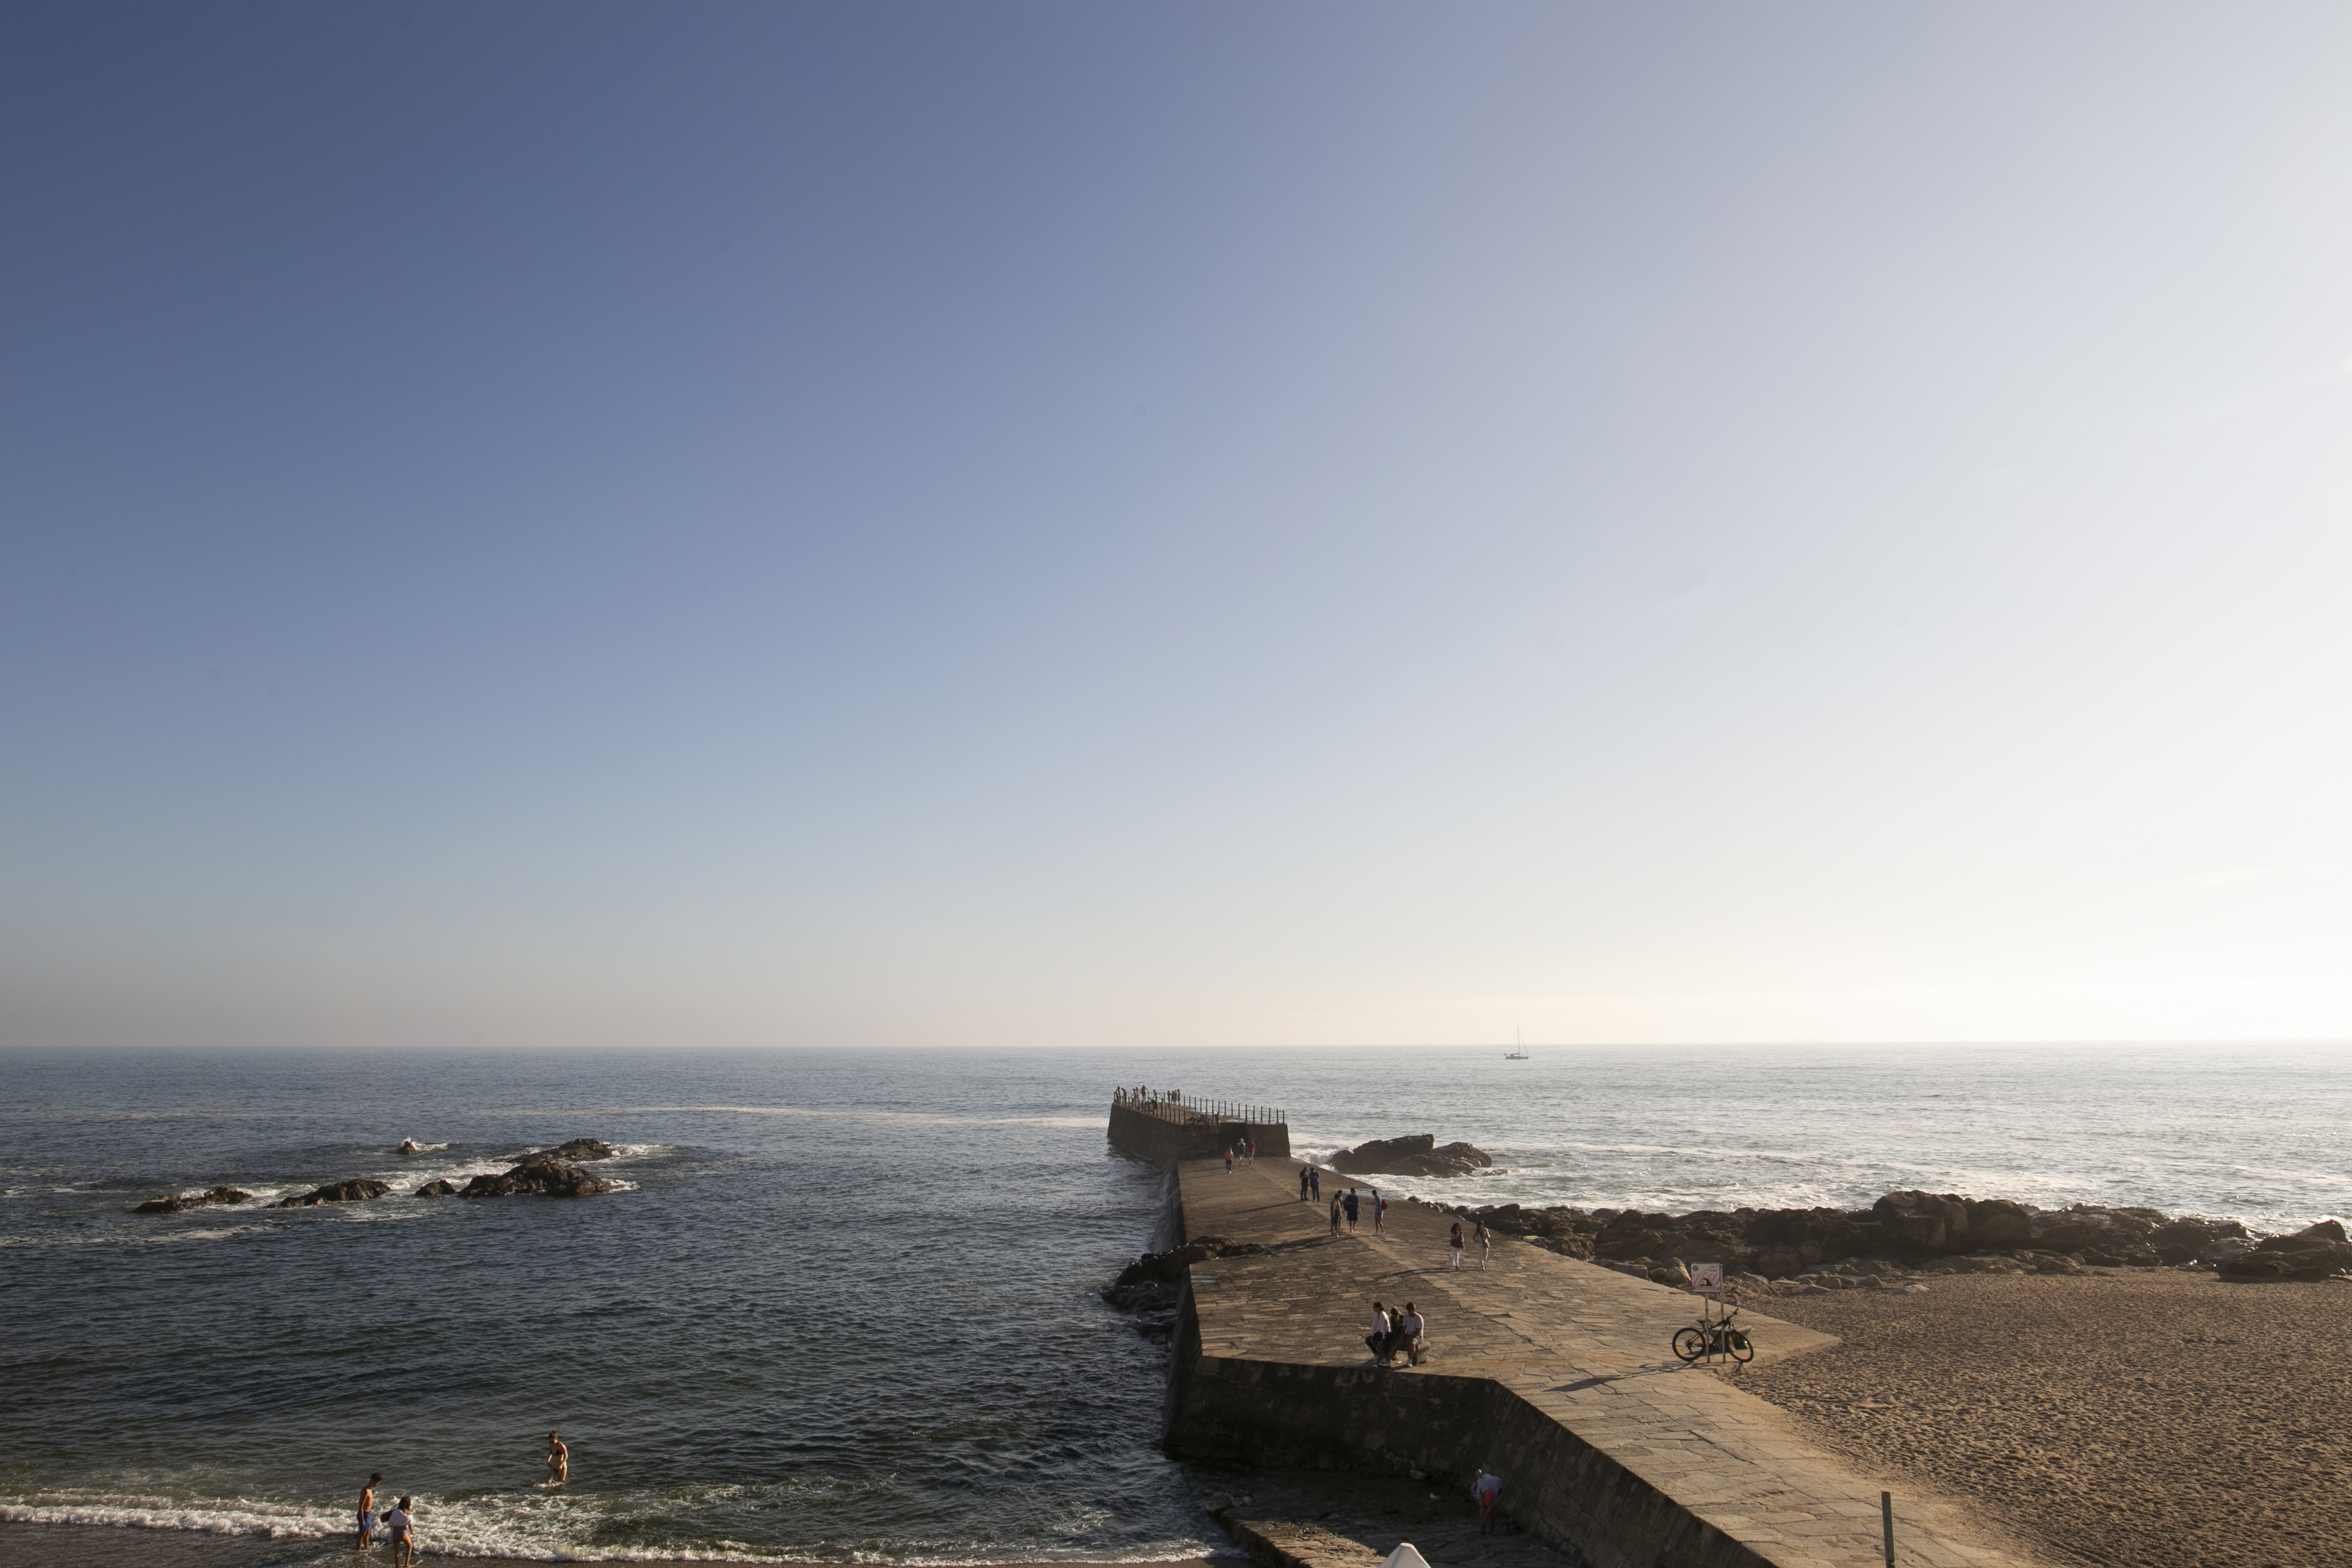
[1727,1330,1754,1363]
[1672,1327,1706,1362]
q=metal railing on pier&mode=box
[1112,1088,1285,1128]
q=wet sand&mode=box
[0,1526,1222,1568]
[1737,1271,2352,1567]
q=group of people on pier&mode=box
[1366,1299,1426,1366]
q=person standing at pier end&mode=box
[1299,1166,1311,1201]
[1309,1167,1320,1201]
[1328,1193,1343,1236]
[1343,1189,1359,1233]
[1449,1221,1464,1270]
[1371,1187,1385,1236]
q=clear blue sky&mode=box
[6,3,2350,1049]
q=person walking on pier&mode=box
[1328,1193,1343,1236]
[1449,1221,1464,1271]
[1370,1186,1385,1236]
[1342,1188,1359,1233]
[1476,1219,1492,1269]
[1223,1145,1234,1175]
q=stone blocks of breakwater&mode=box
[1110,1100,1291,1164]
[1150,1157,2040,1568]
[1167,1334,1783,1568]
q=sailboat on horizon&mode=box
[1504,1029,1530,1060]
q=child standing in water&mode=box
[355,1472,382,1549]
[546,1432,568,1485]
[382,1497,416,1567]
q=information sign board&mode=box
[1688,1262,1724,1295]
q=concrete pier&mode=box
[1111,1090,1291,1163]
[1164,1155,2044,1568]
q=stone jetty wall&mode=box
[1109,1099,1291,1163]
[1165,1324,1782,1568]
[1139,1155,2034,1568]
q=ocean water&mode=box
[3,1041,2347,1563]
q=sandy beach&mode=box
[1739,1271,2352,1567]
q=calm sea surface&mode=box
[3,1042,2347,1562]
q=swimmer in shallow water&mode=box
[546,1430,568,1484]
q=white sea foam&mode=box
[2,1491,338,1538]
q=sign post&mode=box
[1688,1263,1726,1362]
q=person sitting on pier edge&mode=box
[1397,1302,1426,1366]
[1366,1300,1395,1364]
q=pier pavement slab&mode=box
[1173,1158,2049,1568]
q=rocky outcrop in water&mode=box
[134,1185,252,1214]
[414,1179,459,1196]
[540,1138,616,1161]
[459,1148,615,1198]
[1100,1234,1268,1334]
[399,1140,422,1156]
[1328,1134,1492,1178]
[1443,1191,2306,1280]
[277,1179,393,1208]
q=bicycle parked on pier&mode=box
[1672,1303,1753,1364]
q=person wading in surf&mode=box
[546,1432,568,1484]
[355,1473,382,1550]
[383,1497,417,1567]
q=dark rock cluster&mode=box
[1437,1187,2337,1282]
[278,1179,394,1208]
[414,1179,460,1196]
[458,1142,617,1198]
[1100,1234,1268,1335]
[134,1185,252,1214]
[1328,1134,1493,1178]
[2219,1219,2352,1280]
